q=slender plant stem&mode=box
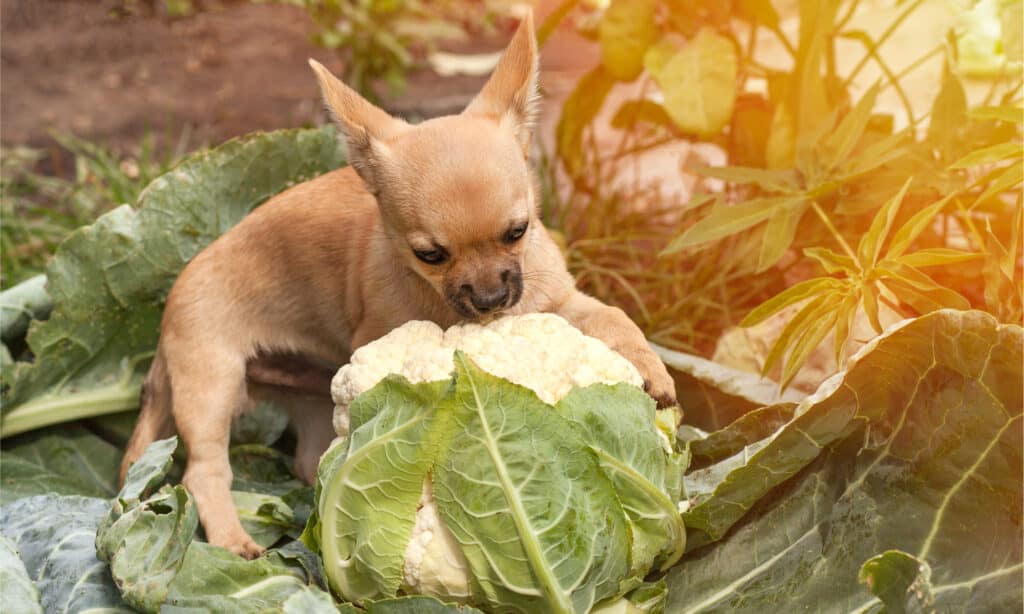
[810,200,858,262]
[836,0,862,31]
[844,0,927,87]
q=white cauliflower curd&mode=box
[329,313,644,438]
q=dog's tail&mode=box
[120,349,176,485]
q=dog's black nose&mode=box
[471,286,510,313]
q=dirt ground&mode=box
[0,1,601,166]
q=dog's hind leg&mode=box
[120,351,176,484]
[167,343,264,558]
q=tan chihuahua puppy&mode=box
[120,13,676,558]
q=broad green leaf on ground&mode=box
[645,29,737,136]
[859,550,935,614]
[360,595,485,613]
[651,343,803,432]
[164,541,333,612]
[666,310,1022,612]
[283,587,343,613]
[0,426,121,504]
[556,384,687,573]
[599,0,657,81]
[0,536,42,614]
[0,495,132,613]
[434,354,630,613]
[1,128,346,437]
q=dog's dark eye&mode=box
[503,222,529,244]
[414,248,448,265]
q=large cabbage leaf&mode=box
[555,383,687,573]
[666,309,1022,612]
[314,354,676,613]
[1,128,346,437]
[434,353,630,614]
[318,377,449,601]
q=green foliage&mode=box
[548,0,1023,383]
[668,309,1022,611]
[0,133,187,289]
[311,354,683,612]
[270,0,505,101]
[0,128,346,437]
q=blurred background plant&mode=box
[542,0,1023,389]
[266,0,515,100]
[0,132,191,288]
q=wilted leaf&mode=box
[646,28,737,136]
[599,0,657,81]
[669,310,1022,612]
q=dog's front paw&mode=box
[622,346,677,409]
[213,529,266,560]
[642,370,677,410]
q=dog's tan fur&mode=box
[120,13,676,558]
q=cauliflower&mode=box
[314,313,684,613]
[330,313,644,438]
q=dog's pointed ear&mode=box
[308,59,407,193]
[463,12,539,152]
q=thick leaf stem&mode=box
[1,383,141,437]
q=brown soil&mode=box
[0,0,535,162]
